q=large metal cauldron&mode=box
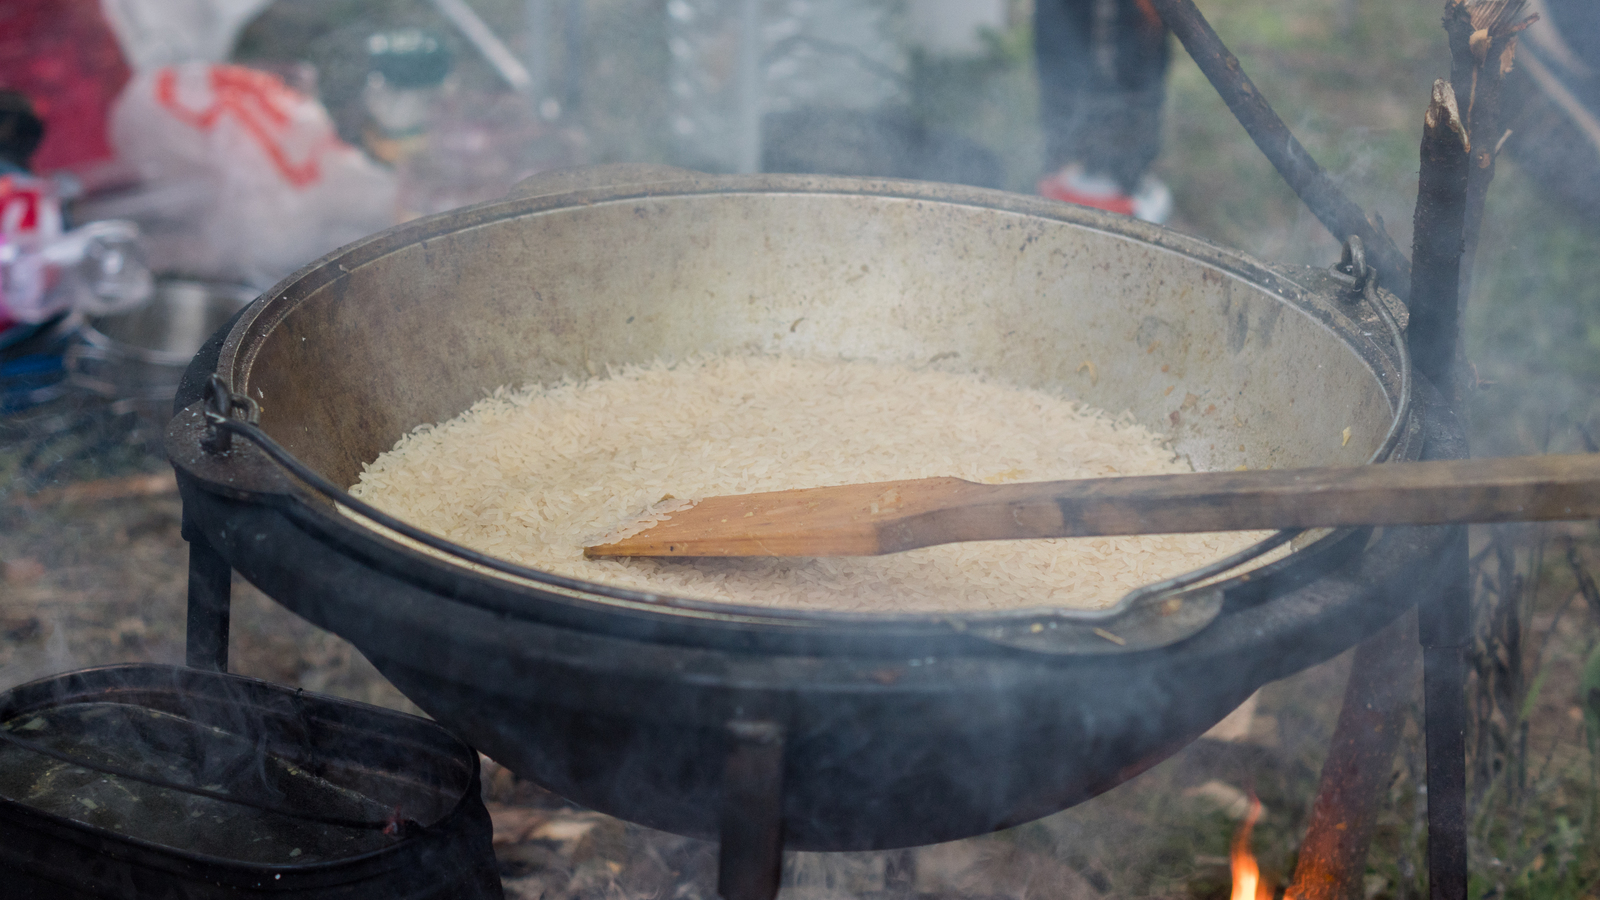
[167,167,1459,861]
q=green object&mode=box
[1581,642,1600,756]
[367,28,451,89]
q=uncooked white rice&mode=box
[346,355,1277,613]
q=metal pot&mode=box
[0,664,501,899]
[167,167,1458,861]
[70,279,255,407]
[66,279,255,450]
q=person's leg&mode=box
[1034,0,1097,176]
[1086,0,1168,192]
[1036,0,1172,219]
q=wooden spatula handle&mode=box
[585,454,1600,558]
[885,454,1600,553]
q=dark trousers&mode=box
[1035,0,1170,191]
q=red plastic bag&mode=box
[0,0,132,188]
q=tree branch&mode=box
[1444,0,1537,300]
[1286,613,1420,900]
[1409,80,1472,406]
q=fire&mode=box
[1230,795,1270,900]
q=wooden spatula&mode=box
[583,454,1600,558]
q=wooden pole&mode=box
[1288,76,1474,900]
[1442,0,1537,302]
[1421,9,1533,900]
[1286,613,1420,900]
[1408,80,1473,406]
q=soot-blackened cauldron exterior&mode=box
[167,168,1460,854]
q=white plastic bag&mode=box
[110,63,397,286]
[99,0,274,70]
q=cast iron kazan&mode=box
[166,168,1460,860]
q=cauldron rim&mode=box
[168,172,1415,657]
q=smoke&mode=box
[9,0,1600,895]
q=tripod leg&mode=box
[718,720,786,900]
[1419,532,1470,900]
[183,514,232,672]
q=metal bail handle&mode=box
[201,374,260,455]
[1328,232,1414,489]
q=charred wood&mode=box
[1443,0,1537,299]
[1408,81,1472,407]
[1286,613,1421,900]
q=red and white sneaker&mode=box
[1037,165,1172,224]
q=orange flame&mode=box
[1230,795,1269,900]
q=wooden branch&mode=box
[1286,612,1420,900]
[1145,0,1412,300]
[1408,80,1472,406]
[1443,0,1538,299]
